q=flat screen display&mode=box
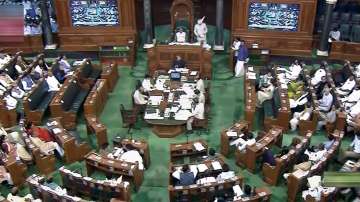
[70,0,119,27]
[248,3,300,32]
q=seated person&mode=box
[59,55,72,75]
[33,59,47,78]
[342,86,360,109]
[278,60,303,81]
[0,71,14,88]
[141,74,153,92]
[176,165,195,186]
[11,85,25,99]
[276,146,290,158]
[196,79,205,93]
[25,122,64,157]
[288,80,304,100]
[52,65,66,84]
[3,91,17,110]
[186,98,204,132]
[118,144,144,170]
[317,105,337,130]
[0,134,32,163]
[21,74,34,91]
[171,55,186,69]
[175,27,186,43]
[337,75,356,96]
[289,90,309,113]
[45,71,61,92]
[256,79,275,106]
[235,132,256,152]
[262,147,276,166]
[316,76,329,99]
[323,135,336,150]
[258,71,273,89]
[305,144,327,162]
[14,56,28,75]
[338,133,360,163]
[318,88,333,112]
[216,164,235,181]
[311,67,326,86]
[133,86,149,106]
[329,26,341,42]
[290,103,312,131]
[43,177,67,195]
[333,60,353,86]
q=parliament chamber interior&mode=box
[1,0,360,201]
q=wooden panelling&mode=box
[329,41,360,62]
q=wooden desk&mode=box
[244,70,256,130]
[100,63,119,92]
[47,118,91,164]
[262,132,312,185]
[84,79,108,117]
[235,127,283,173]
[168,175,243,202]
[233,187,272,202]
[220,120,249,156]
[59,167,131,202]
[113,137,151,169]
[170,140,208,162]
[85,115,108,149]
[85,152,144,191]
[22,133,56,175]
[329,41,360,62]
[147,44,212,79]
[287,130,344,202]
[3,150,27,186]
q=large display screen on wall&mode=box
[248,3,300,32]
[70,0,119,26]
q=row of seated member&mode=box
[60,167,131,202]
[168,150,271,202]
[286,130,344,202]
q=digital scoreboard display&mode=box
[70,0,119,27]
[248,3,300,32]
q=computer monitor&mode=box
[170,71,181,81]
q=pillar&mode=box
[143,0,154,48]
[317,0,337,56]
[39,0,56,49]
[214,0,224,50]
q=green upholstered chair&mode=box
[351,13,360,25]
[340,12,351,23]
[350,25,360,42]
[339,24,351,41]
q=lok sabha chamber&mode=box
[0,0,360,201]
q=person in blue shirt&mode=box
[178,165,195,186]
[234,40,248,77]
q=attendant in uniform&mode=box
[232,37,241,65]
[171,55,186,69]
[234,40,248,77]
[186,98,204,133]
[194,17,208,45]
[45,72,61,92]
[175,27,186,43]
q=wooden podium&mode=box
[147,44,212,79]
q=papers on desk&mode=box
[193,142,205,151]
[233,185,244,196]
[247,72,256,80]
[197,164,208,172]
[211,161,222,170]
[190,71,198,76]
[47,121,58,127]
[52,128,61,134]
[149,96,163,106]
[144,109,164,120]
[196,177,216,185]
[174,110,192,120]
[179,98,192,109]
[168,68,189,74]
[226,131,238,137]
[281,84,288,89]
[73,60,83,66]
[230,137,245,146]
[292,169,309,178]
[170,106,180,113]
[248,66,254,72]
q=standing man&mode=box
[235,40,248,77]
[194,17,208,45]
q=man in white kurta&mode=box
[45,72,61,92]
[318,89,333,112]
[290,106,312,131]
[194,18,208,44]
[186,100,204,131]
[133,87,148,105]
[311,68,326,86]
[337,76,356,96]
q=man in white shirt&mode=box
[59,55,72,75]
[236,133,256,152]
[45,72,61,92]
[186,98,205,132]
[329,27,341,42]
[305,144,327,162]
[175,27,186,43]
[3,92,17,110]
[311,68,326,86]
[119,145,144,170]
[290,105,312,131]
[278,60,303,81]
[141,74,153,92]
[317,105,337,130]
[194,89,205,104]
[11,85,25,99]
[337,75,356,96]
[133,87,148,105]
[196,79,205,93]
[0,72,14,88]
[342,87,360,109]
[338,133,360,162]
[318,89,333,112]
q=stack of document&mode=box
[307,175,322,188]
[226,131,238,137]
[247,72,256,80]
[179,98,192,109]
[144,111,164,120]
[197,164,208,172]
[193,142,205,151]
[52,128,61,134]
[149,96,162,105]
[233,185,244,196]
